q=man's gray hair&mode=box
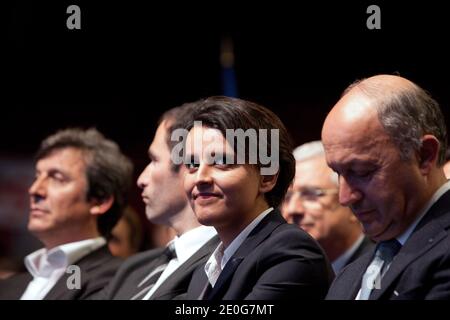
[293,140,325,162]
[345,78,448,165]
[293,140,338,185]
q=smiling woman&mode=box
[175,96,334,300]
[184,125,267,246]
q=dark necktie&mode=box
[359,239,402,300]
[131,243,177,300]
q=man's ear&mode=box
[259,172,279,194]
[90,196,114,216]
[418,135,440,175]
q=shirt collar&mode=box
[221,207,273,269]
[204,242,226,287]
[172,225,217,264]
[24,237,106,278]
[205,208,273,287]
[204,206,274,284]
[397,180,450,246]
[57,237,106,265]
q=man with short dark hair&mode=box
[323,74,450,300]
[0,128,133,299]
[96,103,218,300]
[184,96,334,300]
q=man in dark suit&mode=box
[0,246,120,300]
[322,74,450,300]
[97,103,218,300]
[282,140,374,273]
[183,96,334,300]
[0,128,133,299]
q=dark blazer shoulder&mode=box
[192,209,334,300]
[45,245,122,300]
[0,272,32,300]
[0,245,121,300]
[327,188,450,300]
[116,247,166,274]
[96,247,165,299]
[100,234,219,300]
[347,236,375,266]
[151,235,220,300]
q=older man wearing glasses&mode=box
[282,141,373,273]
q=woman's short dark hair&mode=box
[36,128,134,239]
[180,96,295,208]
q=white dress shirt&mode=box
[205,207,273,287]
[20,237,106,300]
[355,180,450,299]
[142,225,217,299]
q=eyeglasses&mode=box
[283,188,338,209]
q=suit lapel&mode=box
[370,190,450,300]
[135,249,169,289]
[233,210,285,258]
[44,269,83,300]
[207,209,285,300]
[333,248,375,299]
[187,266,209,299]
[150,235,219,299]
[106,248,163,299]
[44,245,110,300]
[0,272,33,299]
[347,236,374,265]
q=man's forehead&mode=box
[148,142,169,159]
[324,150,384,172]
[295,156,328,173]
[336,92,374,121]
[324,133,392,163]
[36,148,86,171]
[148,124,170,155]
[323,108,390,156]
[294,157,334,186]
[322,90,379,138]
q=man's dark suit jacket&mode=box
[0,245,121,300]
[97,235,219,300]
[187,209,335,300]
[345,236,375,267]
[326,189,450,300]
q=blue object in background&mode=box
[220,36,238,98]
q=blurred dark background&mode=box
[2,1,449,267]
